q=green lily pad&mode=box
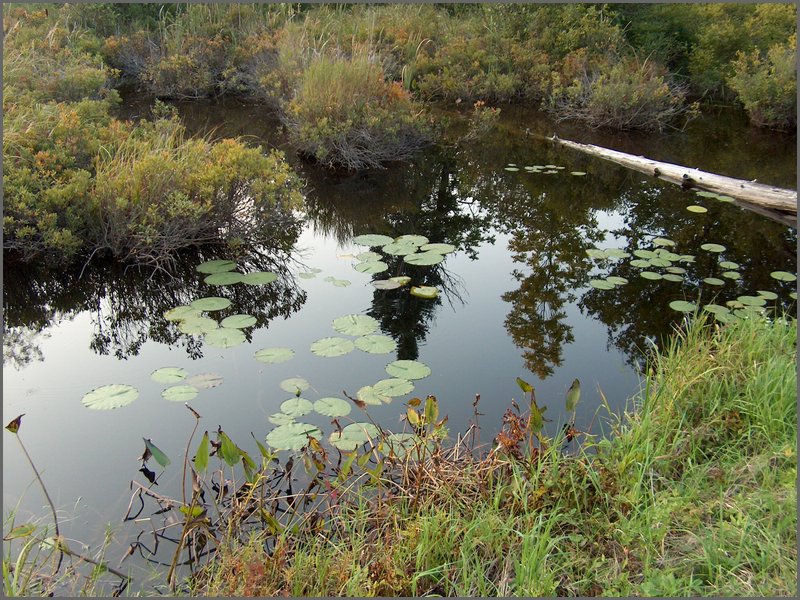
[185,373,223,389]
[695,191,718,198]
[196,259,237,274]
[570,171,586,176]
[356,251,382,262]
[204,328,246,349]
[191,297,232,312]
[719,261,739,270]
[310,337,355,358]
[648,257,672,268]
[722,271,741,280]
[280,377,310,394]
[703,277,725,286]
[382,433,423,459]
[162,385,199,402]
[544,170,558,174]
[354,261,389,274]
[666,267,686,274]
[331,278,352,287]
[420,243,456,254]
[604,248,631,259]
[662,274,684,282]
[713,312,737,324]
[700,243,726,253]
[655,250,681,261]
[314,397,351,418]
[633,249,655,259]
[390,276,412,286]
[756,290,778,300]
[280,397,313,417]
[357,385,390,406]
[382,242,417,256]
[716,195,735,203]
[686,205,708,213]
[586,248,608,260]
[254,347,294,364]
[410,286,439,299]
[504,167,520,172]
[266,423,321,451]
[373,378,414,397]
[640,272,662,280]
[268,413,295,426]
[790,292,797,300]
[82,384,139,410]
[770,271,797,282]
[240,271,278,285]
[332,314,379,336]
[329,423,380,452]
[204,272,244,286]
[653,237,675,247]
[589,279,615,290]
[403,252,445,266]
[726,300,745,309]
[354,334,397,354]
[353,234,394,247]
[669,300,697,313]
[678,255,695,263]
[220,314,256,329]
[163,305,202,321]
[385,360,431,380]
[151,367,189,384]
[372,279,403,290]
[298,272,317,279]
[629,259,652,268]
[606,276,629,285]
[178,317,219,335]
[702,304,730,315]
[395,235,429,246]
[736,295,766,307]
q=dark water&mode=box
[3,99,796,586]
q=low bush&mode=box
[285,55,434,170]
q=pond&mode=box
[3,99,796,588]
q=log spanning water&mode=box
[547,135,797,228]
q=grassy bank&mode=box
[189,314,796,597]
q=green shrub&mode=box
[728,35,797,131]
[285,55,433,170]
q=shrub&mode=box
[728,35,797,131]
[285,55,433,170]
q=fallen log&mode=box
[547,135,797,228]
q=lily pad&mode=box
[357,385,391,406]
[178,317,219,335]
[204,272,244,286]
[586,249,607,260]
[151,367,189,384]
[722,271,741,280]
[280,397,313,417]
[310,337,355,358]
[790,292,797,300]
[604,248,631,259]
[333,314,379,336]
[640,271,662,280]
[666,267,686,274]
[372,279,403,290]
[329,278,351,287]
[354,334,397,354]
[396,235,429,246]
[589,279,614,290]
[655,250,681,261]
[700,243,726,253]
[410,286,439,299]
[196,259,237,274]
[716,195,735,203]
[280,377,310,394]
[570,171,586,176]
[606,276,629,285]
[736,295,766,307]
[240,271,278,285]
[504,167,520,172]
[266,423,321,451]
[314,397,351,418]
[633,249,655,259]
[703,277,725,286]
[702,304,730,315]
[669,300,697,313]
[162,385,199,402]
[420,243,456,254]
[185,373,223,389]
[268,413,295,426]
[191,297,232,312]
[163,306,202,321]
[356,251,382,262]
[403,252,445,266]
[719,261,739,270]
[298,272,317,279]
[770,271,797,282]
[329,423,380,452]
[382,432,423,459]
[686,205,708,213]
[354,261,389,274]
[82,384,139,410]
[204,328,246,349]
[386,360,431,380]
[220,314,256,329]
[390,276,412,286]
[629,259,652,268]
[756,290,778,300]
[678,255,696,263]
[254,347,295,364]
[695,191,718,198]
[382,242,417,256]
[373,378,414,397]
[653,237,675,247]
[353,234,394,247]
[648,257,672,268]
[662,274,684,282]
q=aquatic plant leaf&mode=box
[736,295,766,307]
[240,271,278,285]
[585,248,607,260]
[298,272,317,279]
[570,171,586,176]
[695,191,718,198]
[280,397,313,417]
[357,385,390,406]
[195,432,210,473]
[390,276,412,286]
[652,237,675,247]
[606,276,629,285]
[354,261,388,274]
[179,506,205,519]
[629,259,652,268]
[604,248,631,259]
[280,377,310,393]
[404,252,445,266]
[386,360,431,380]
[356,251,382,262]
[589,279,614,290]
[424,395,439,423]
[702,304,730,315]
[719,261,739,270]
[410,286,439,299]
[662,274,683,282]
[655,250,681,261]
[716,195,735,203]
[770,271,797,282]
[566,379,581,412]
[791,292,797,300]
[722,271,741,280]
[504,167,520,172]
[268,413,295,426]
[204,272,244,286]
[151,367,188,384]
[329,423,380,452]
[162,385,199,402]
[686,205,708,213]
[82,384,139,410]
[220,314,256,329]
[640,272,662,280]
[700,243,726,253]
[185,373,223,389]
[374,378,414,397]
[353,234,394,247]
[666,267,686,274]
[420,243,456,254]
[669,300,697,313]
[178,316,219,335]
[204,328,246,349]
[330,278,351,287]
[332,314,379,336]
[143,438,170,467]
[395,235,429,246]
[254,347,295,364]
[163,306,203,321]
[713,312,737,324]
[703,277,725,286]
[354,334,397,354]
[311,337,355,357]
[756,290,778,300]
[382,242,417,256]
[516,377,533,393]
[633,249,655,259]
[196,260,237,274]
[314,397,351,418]
[648,257,672,268]
[372,279,402,290]
[190,297,232,311]
[382,433,422,459]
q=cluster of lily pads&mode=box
[585,235,797,323]
[685,189,737,213]
[504,163,586,176]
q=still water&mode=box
[3,100,796,583]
